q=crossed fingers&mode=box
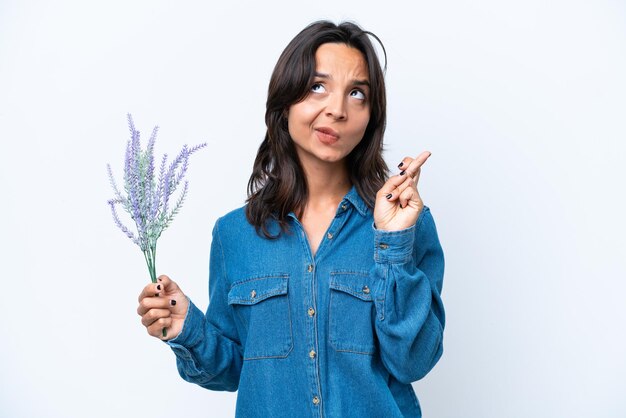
[379,151,431,206]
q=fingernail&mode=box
[156,284,161,291]
[386,193,392,199]
[400,170,406,176]
[170,299,177,306]
[397,162,404,168]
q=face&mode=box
[287,43,371,169]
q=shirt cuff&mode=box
[373,223,415,264]
[165,298,204,352]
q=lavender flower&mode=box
[107,114,206,286]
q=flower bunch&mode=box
[107,114,206,284]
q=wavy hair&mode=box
[246,20,388,238]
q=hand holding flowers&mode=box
[137,275,188,340]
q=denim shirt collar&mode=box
[342,185,370,217]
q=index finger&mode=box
[138,282,160,302]
[403,151,431,178]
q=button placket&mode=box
[296,220,323,414]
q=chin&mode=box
[316,152,347,163]
[296,143,351,166]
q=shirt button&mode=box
[327,232,333,240]
[307,264,313,273]
[379,243,389,249]
[308,307,315,317]
[309,350,316,359]
[312,396,320,405]
[250,290,257,298]
[362,286,370,294]
[341,203,347,210]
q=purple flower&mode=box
[107,113,206,284]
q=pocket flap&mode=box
[228,275,288,305]
[329,272,374,302]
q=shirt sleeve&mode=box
[371,206,445,384]
[165,219,243,391]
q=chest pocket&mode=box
[329,271,378,355]
[228,274,293,360]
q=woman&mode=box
[137,20,445,418]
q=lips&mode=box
[315,127,339,145]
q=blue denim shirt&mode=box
[166,187,445,417]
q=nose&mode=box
[325,94,347,120]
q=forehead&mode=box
[314,43,369,79]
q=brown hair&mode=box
[246,20,388,238]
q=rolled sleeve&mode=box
[165,298,204,355]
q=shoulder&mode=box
[215,205,249,229]
[212,204,283,246]
[212,205,254,240]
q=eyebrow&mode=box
[314,72,370,88]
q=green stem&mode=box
[143,246,167,338]
[143,250,156,283]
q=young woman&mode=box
[137,20,445,418]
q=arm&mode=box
[165,220,243,391]
[371,152,445,383]
[372,207,445,383]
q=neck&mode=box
[301,160,351,208]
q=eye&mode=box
[350,89,366,100]
[311,83,326,93]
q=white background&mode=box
[1,1,625,417]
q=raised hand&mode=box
[374,151,431,231]
[137,275,189,340]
